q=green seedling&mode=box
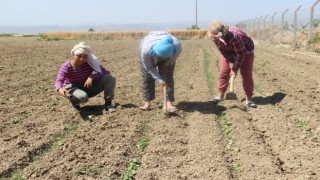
[122,159,140,180]
[295,119,306,130]
[12,114,29,124]
[136,138,149,152]
[232,162,241,173]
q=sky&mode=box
[0,0,318,27]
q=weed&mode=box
[307,131,313,137]
[48,100,58,106]
[254,84,265,96]
[295,119,306,130]
[203,48,215,95]
[122,159,140,180]
[177,37,191,40]
[65,124,79,132]
[307,34,320,45]
[261,61,269,67]
[11,174,25,180]
[138,122,148,135]
[51,124,79,148]
[12,113,30,124]
[76,167,101,176]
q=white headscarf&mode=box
[70,42,102,73]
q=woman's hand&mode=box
[159,80,167,87]
[58,88,67,97]
[84,77,93,88]
[230,71,237,78]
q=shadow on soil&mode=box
[79,105,104,121]
[176,101,226,115]
[253,92,286,105]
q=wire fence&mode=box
[237,0,320,45]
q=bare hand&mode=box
[159,81,167,87]
[58,88,67,97]
[230,71,237,78]
[84,77,93,88]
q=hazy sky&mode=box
[0,0,318,26]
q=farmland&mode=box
[0,36,320,179]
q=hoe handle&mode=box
[163,86,168,114]
[229,75,235,92]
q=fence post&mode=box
[257,16,263,40]
[281,9,289,42]
[263,15,268,39]
[253,17,258,38]
[249,19,253,36]
[294,5,302,43]
[271,12,277,40]
[309,0,320,40]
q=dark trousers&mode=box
[140,61,175,102]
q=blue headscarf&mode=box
[150,36,175,58]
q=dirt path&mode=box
[0,38,319,179]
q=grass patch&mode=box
[32,123,79,163]
[0,33,13,37]
[254,83,265,96]
[138,122,148,134]
[261,61,269,67]
[11,113,30,124]
[307,34,320,45]
[203,48,215,95]
[218,113,232,136]
[11,175,25,180]
[75,167,102,176]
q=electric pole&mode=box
[196,0,198,29]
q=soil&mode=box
[0,38,320,179]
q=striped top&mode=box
[214,27,254,72]
[55,60,110,90]
[140,31,182,82]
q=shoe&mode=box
[209,96,224,104]
[246,100,257,108]
[106,105,117,113]
[72,105,81,111]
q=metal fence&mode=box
[237,0,320,44]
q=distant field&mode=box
[0,36,39,42]
[0,38,319,179]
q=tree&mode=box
[88,28,95,32]
[187,25,199,30]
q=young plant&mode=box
[295,119,306,130]
[136,138,149,152]
[232,162,241,173]
[122,159,140,180]
[11,113,29,124]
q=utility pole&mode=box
[196,0,198,29]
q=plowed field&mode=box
[0,38,319,179]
